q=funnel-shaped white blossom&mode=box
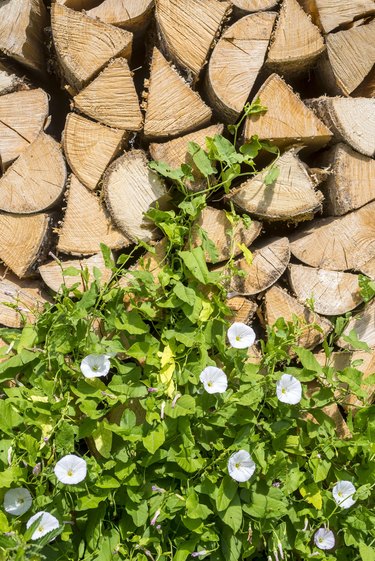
[26,511,59,540]
[314,528,335,550]
[199,366,228,394]
[227,322,256,349]
[276,374,302,404]
[54,454,87,485]
[228,450,256,482]
[80,354,110,378]
[332,480,356,509]
[3,487,32,516]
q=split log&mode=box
[143,48,212,140]
[0,89,48,169]
[0,213,51,278]
[0,61,26,96]
[227,296,257,324]
[155,0,231,80]
[63,113,126,191]
[318,143,375,216]
[288,264,363,315]
[0,0,47,75]
[0,132,67,214]
[290,200,375,271]
[39,253,112,292]
[51,3,133,91]
[57,175,131,255]
[149,124,224,191]
[307,97,375,158]
[191,206,262,263]
[263,284,332,349]
[205,12,276,122]
[266,0,325,74]
[0,265,50,327]
[228,150,323,221]
[231,0,279,14]
[54,0,103,8]
[244,74,332,151]
[360,256,375,280]
[103,150,170,242]
[73,58,142,130]
[338,299,375,350]
[300,0,375,34]
[304,400,352,439]
[228,237,290,295]
[87,0,154,32]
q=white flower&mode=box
[314,528,335,550]
[54,454,87,484]
[228,450,256,482]
[80,354,110,378]
[332,480,356,509]
[199,366,228,394]
[227,322,256,349]
[276,374,302,404]
[26,511,59,540]
[3,487,32,516]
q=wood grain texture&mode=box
[231,0,279,12]
[0,61,26,96]
[39,253,112,292]
[87,0,154,30]
[338,299,375,350]
[227,296,257,324]
[304,0,375,33]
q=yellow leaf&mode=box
[299,483,322,510]
[158,344,175,397]
[199,300,214,322]
[237,243,253,266]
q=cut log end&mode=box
[39,253,112,292]
[87,0,154,31]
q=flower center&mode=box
[318,538,323,543]
[235,462,241,469]
[207,381,212,387]
[281,388,286,394]
[38,526,44,533]
[235,336,241,341]
[67,469,74,477]
[92,365,99,371]
[17,498,24,505]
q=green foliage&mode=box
[358,274,375,303]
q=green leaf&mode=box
[342,329,371,352]
[127,499,148,527]
[219,493,243,533]
[143,424,165,454]
[173,282,196,305]
[164,395,196,418]
[243,98,267,116]
[264,165,280,185]
[172,539,199,561]
[198,227,220,264]
[240,136,262,160]
[188,141,216,177]
[294,347,323,374]
[244,484,289,519]
[115,310,149,335]
[359,543,375,561]
[179,247,212,284]
[216,476,238,512]
[221,527,242,561]
[358,274,375,303]
[100,243,115,269]
[237,243,253,266]
[149,160,185,182]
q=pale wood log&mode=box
[63,113,126,191]
[54,0,102,8]
[0,89,48,169]
[303,400,352,439]
[57,175,130,255]
[191,206,262,263]
[39,253,112,292]
[228,150,323,222]
[307,97,375,158]
[338,299,375,350]
[143,48,212,140]
[149,124,224,191]
[288,264,363,315]
[0,265,50,327]
[290,201,375,271]
[155,0,231,80]
[264,284,332,349]
[299,0,375,34]
[244,74,332,151]
[119,238,167,291]
[0,213,51,278]
[103,150,170,242]
[206,12,276,122]
[227,296,257,324]
[0,61,26,96]
[360,256,375,280]
[318,143,375,216]
[353,66,375,98]
[87,0,154,31]
[73,58,142,131]
[0,0,47,75]
[231,0,279,13]
[0,132,67,214]
[266,0,325,74]
[51,3,133,91]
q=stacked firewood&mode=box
[0,0,374,430]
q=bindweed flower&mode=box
[276,374,302,405]
[199,366,228,394]
[151,485,165,493]
[26,511,59,540]
[147,387,158,393]
[332,480,356,509]
[314,528,335,550]
[191,551,207,558]
[80,354,110,378]
[4,487,32,516]
[32,463,41,476]
[228,450,256,482]
[227,322,256,349]
[54,454,87,485]
[150,509,160,526]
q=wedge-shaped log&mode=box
[87,0,154,31]
[319,143,375,216]
[0,133,67,214]
[0,213,51,278]
[0,61,26,96]
[264,284,332,349]
[0,0,47,74]
[206,12,276,122]
[308,97,375,158]
[288,264,363,315]
[0,89,48,168]
[244,74,332,151]
[39,253,112,292]
[103,150,170,242]
[227,296,257,324]
[300,0,375,33]
[63,113,126,191]
[0,265,50,327]
[228,150,323,221]
[73,58,142,130]
[290,201,375,271]
[231,0,279,13]
[155,0,231,80]
[338,300,375,350]
[51,3,133,91]
[191,207,262,263]
[149,124,224,191]
[144,48,212,140]
[266,0,325,74]
[57,175,130,255]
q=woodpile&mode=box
[0,0,374,424]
